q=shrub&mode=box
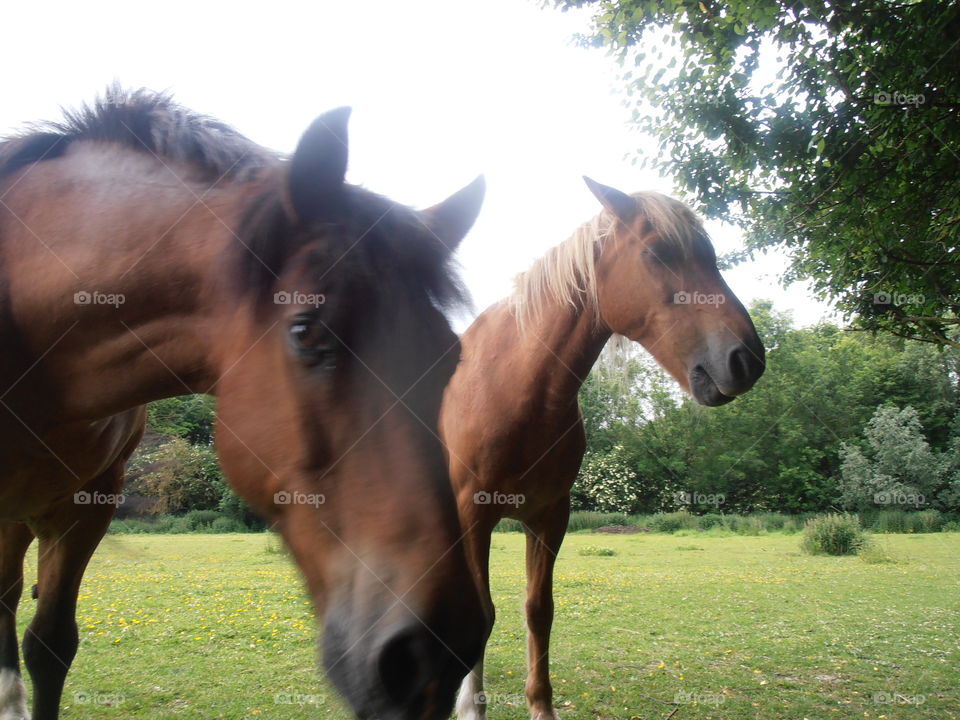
[181,509,221,531]
[909,510,943,533]
[575,446,643,513]
[210,516,247,533]
[735,516,768,536]
[943,520,960,532]
[867,510,907,534]
[781,517,802,534]
[577,545,616,557]
[650,511,698,533]
[127,437,224,514]
[800,514,866,556]
[753,512,787,530]
[696,513,724,530]
[567,512,629,532]
[218,489,267,530]
[492,518,524,533]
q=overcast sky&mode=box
[1,0,836,330]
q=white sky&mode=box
[1,0,836,330]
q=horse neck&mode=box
[511,294,612,409]
[1,157,252,421]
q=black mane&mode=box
[0,87,468,314]
[237,183,469,313]
[0,86,276,181]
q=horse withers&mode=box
[0,89,487,720]
[441,178,765,720]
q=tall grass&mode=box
[111,509,960,535]
[800,513,866,556]
[555,509,957,535]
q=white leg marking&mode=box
[0,669,29,720]
[455,657,486,720]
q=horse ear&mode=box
[583,176,636,220]
[287,107,351,221]
[419,175,486,256]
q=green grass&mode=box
[15,532,960,719]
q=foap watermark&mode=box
[274,490,325,507]
[74,490,125,507]
[474,691,526,706]
[473,490,525,508]
[873,691,926,706]
[673,690,725,706]
[72,691,125,706]
[273,692,325,706]
[674,291,725,307]
[873,291,925,307]
[674,490,725,507]
[74,290,125,308]
[874,490,925,508]
[874,91,925,107]
[273,290,326,307]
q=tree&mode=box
[127,436,225,514]
[147,395,216,445]
[839,404,958,511]
[555,0,960,345]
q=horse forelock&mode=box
[510,191,709,334]
[234,183,468,316]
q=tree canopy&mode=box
[556,0,960,345]
[577,300,960,513]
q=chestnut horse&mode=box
[0,89,488,720]
[441,178,766,720]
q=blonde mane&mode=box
[510,191,707,333]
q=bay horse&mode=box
[441,178,766,720]
[0,88,488,720]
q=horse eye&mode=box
[290,321,317,345]
[288,315,338,369]
[289,318,322,347]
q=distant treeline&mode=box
[576,301,960,515]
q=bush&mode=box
[736,516,769,536]
[909,510,943,533]
[218,489,267,530]
[650,511,698,533]
[210,516,248,533]
[862,510,942,533]
[943,520,960,532]
[577,545,616,557]
[127,437,224,514]
[492,518,524,533]
[696,513,724,530]
[567,512,629,532]
[866,510,906,533]
[575,446,644,513]
[181,509,221,531]
[782,517,803,534]
[800,514,866,556]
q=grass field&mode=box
[15,532,959,719]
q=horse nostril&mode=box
[377,626,431,706]
[728,344,764,386]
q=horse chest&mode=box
[0,412,143,520]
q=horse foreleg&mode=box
[0,522,35,720]
[523,498,568,720]
[23,467,121,720]
[455,515,495,720]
